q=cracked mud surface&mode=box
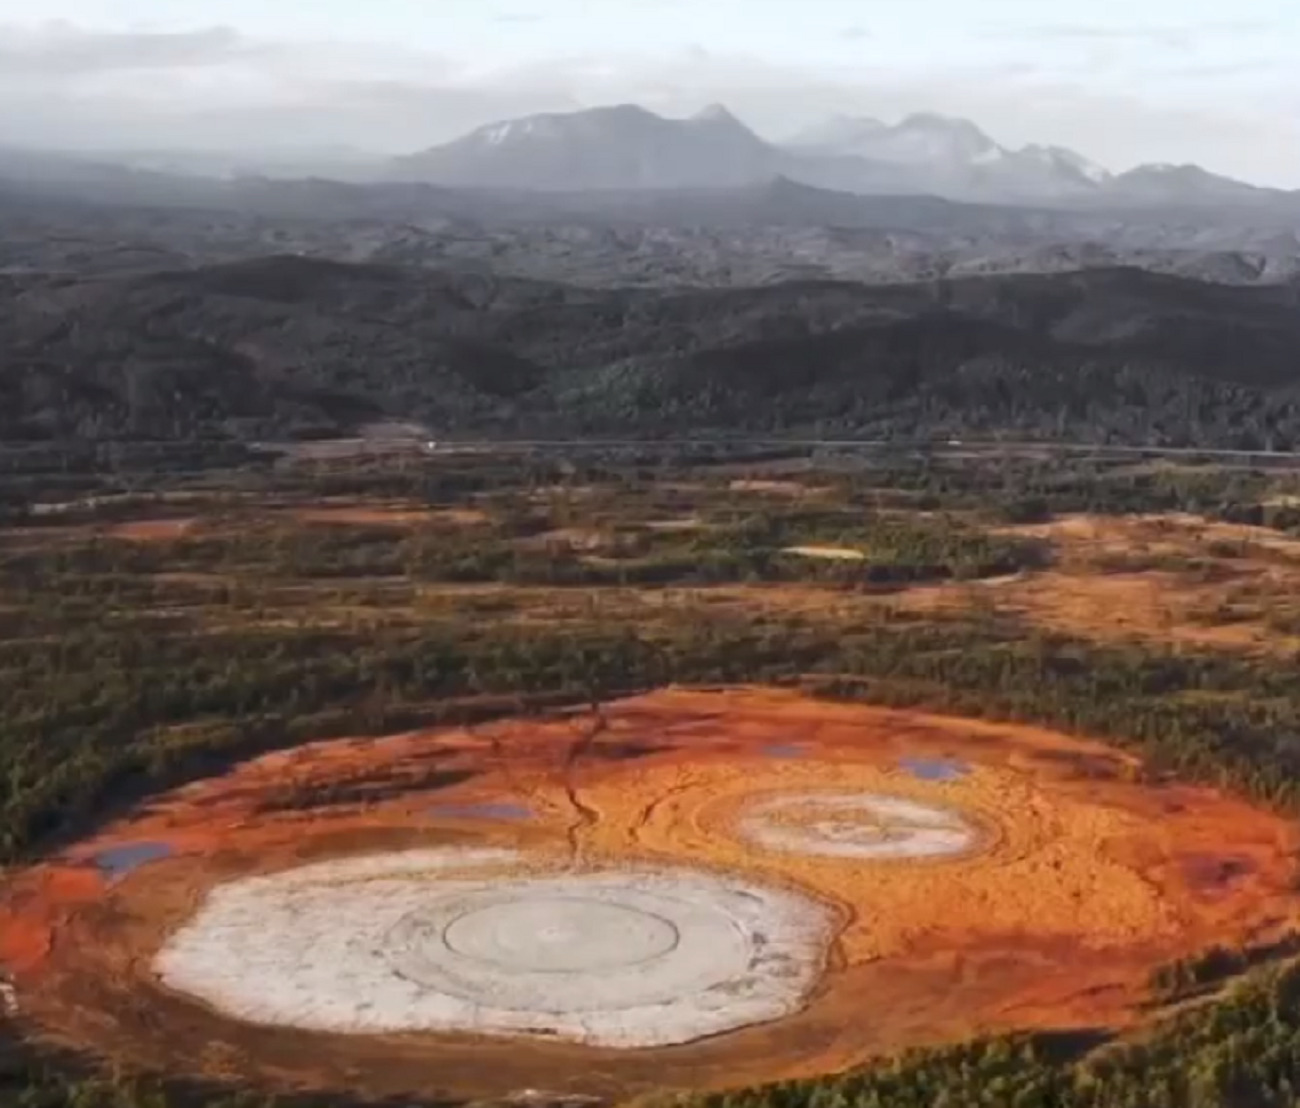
[155,850,832,1048]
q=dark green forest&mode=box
[3,259,1300,447]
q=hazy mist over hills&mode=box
[390,104,1296,209]
[2,5,1300,186]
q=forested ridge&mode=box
[3,257,1300,446]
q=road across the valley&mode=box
[268,436,1300,465]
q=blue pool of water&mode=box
[899,757,970,782]
[430,802,532,821]
[92,842,174,881]
[763,744,808,760]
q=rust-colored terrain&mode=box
[900,513,1300,655]
[2,688,1295,1101]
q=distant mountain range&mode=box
[784,112,1112,200]
[392,104,1298,211]
[4,104,1296,217]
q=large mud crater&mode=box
[154,850,831,1048]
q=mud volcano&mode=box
[4,687,1299,1101]
[738,792,978,859]
[155,849,831,1047]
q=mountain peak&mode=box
[900,111,974,129]
[587,103,661,122]
[783,110,1119,198]
[785,115,885,151]
[391,102,780,191]
[898,113,993,143]
[1125,162,1212,180]
[1019,143,1112,185]
[686,103,763,144]
[1110,161,1267,202]
[692,103,740,125]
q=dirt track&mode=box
[2,687,1297,1101]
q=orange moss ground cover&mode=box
[1,688,1296,1101]
[897,513,1300,654]
[289,505,488,527]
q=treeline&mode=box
[819,454,1300,533]
[8,608,1300,862]
[1148,933,1300,1004]
[0,1027,441,1108]
[1151,947,1256,1003]
[693,960,1300,1108]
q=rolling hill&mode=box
[2,255,1299,448]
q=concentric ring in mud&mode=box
[154,849,833,1049]
[738,792,980,859]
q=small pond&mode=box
[429,802,533,822]
[899,757,971,783]
[92,842,175,881]
[762,744,808,760]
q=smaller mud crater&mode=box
[738,792,979,860]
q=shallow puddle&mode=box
[429,803,532,822]
[899,757,970,782]
[91,842,174,881]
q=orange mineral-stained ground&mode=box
[2,686,1298,1102]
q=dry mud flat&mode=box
[2,688,1299,1101]
[155,850,832,1049]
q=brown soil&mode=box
[727,480,825,496]
[103,518,199,542]
[290,505,488,527]
[3,688,1296,1102]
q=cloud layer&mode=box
[0,18,1297,186]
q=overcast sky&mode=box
[1,0,1298,185]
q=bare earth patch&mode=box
[291,505,488,527]
[643,517,711,533]
[103,518,198,542]
[780,545,867,562]
[728,480,826,497]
